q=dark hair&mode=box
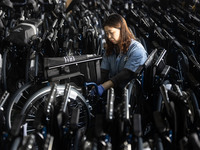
[103,13,135,56]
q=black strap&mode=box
[88,61,96,82]
[86,62,91,81]
[95,59,101,83]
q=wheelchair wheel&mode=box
[6,82,46,130]
[20,84,90,135]
[6,82,32,130]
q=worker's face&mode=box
[104,26,121,44]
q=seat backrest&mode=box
[142,49,158,95]
[43,54,102,84]
[7,19,43,46]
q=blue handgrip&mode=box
[84,82,99,96]
[84,82,98,88]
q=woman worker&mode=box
[93,13,148,96]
